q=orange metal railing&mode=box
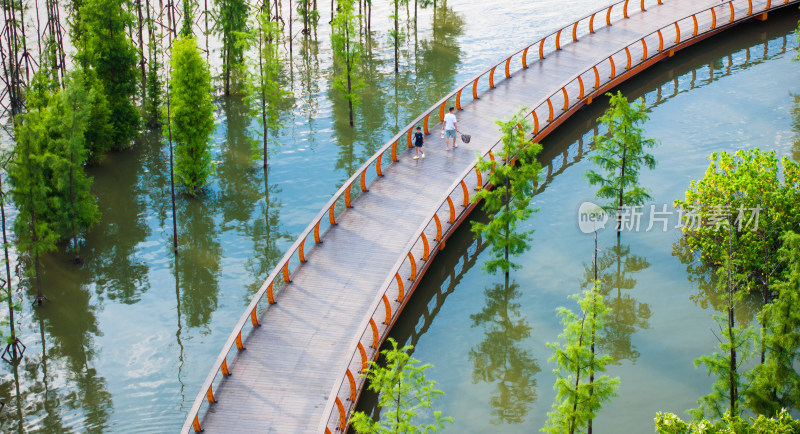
[316,0,796,432]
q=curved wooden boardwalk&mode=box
[183,1,797,432]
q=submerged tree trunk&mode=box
[393,0,398,72]
[137,0,146,101]
[616,130,628,241]
[167,85,178,254]
[345,18,353,126]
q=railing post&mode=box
[609,55,616,79]
[624,47,631,69]
[346,369,357,401]
[407,252,417,280]
[369,318,380,348]
[395,273,405,301]
[382,294,392,324]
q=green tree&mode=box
[48,72,101,263]
[746,231,800,415]
[655,409,800,433]
[691,230,754,421]
[467,107,543,426]
[471,106,542,280]
[542,283,619,434]
[215,0,249,95]
[82,0,141,149]
[144,35,163,128]
[8,110,59,304]
[167,36,216,196]
[331,0,364,126]
[81,70,114,163]
[586,91,658,240]
[675,149,800,363]
[389,0,408,72]
[243,6,293,169]
[297,0,319,34]
[350,337,452,433]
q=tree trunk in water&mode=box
[345,18,353,126]
[137,0,146,101]
[204,0,210,62]
[0,171,19,354]
[570,314,587,434]
[289,0,293,55]
[504,174,509,282]
[393,0,398,72]
[729,302,737,416]
[616,132,628,241]
[167,87,178,254]
[588,289,597,434]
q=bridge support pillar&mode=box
[755,12,767,21]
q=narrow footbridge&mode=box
[183,0,796,432]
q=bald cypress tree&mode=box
[82,0,141,148]
[8,108,58,305]
[48,72,101,263]
[168,33,215,195]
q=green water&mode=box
[0,1,798,432]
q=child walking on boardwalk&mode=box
[413,126,425,159]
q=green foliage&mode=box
[9,107,59,256]
[181,0,195,37]
[82,69,114,162]
[675,149,800,287]
[675,149,800,365]
[297,0,320,32]
[331,0,365,126]
[350,338,452,433]
[144,35,164,129]
[82,0,141,148]
[47,72,101,253]
[746,231,800,415]
[239,7,293,165]
[168,36,216,195]
[471,107,542,276]
[691,230,754,421]
[215,0,249,94]
[586,91,658,232]
[388,0,409,71]
[654,409,800,433]
[543,283,619,434]
[9,70,101,267]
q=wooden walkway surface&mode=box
[187,0,791,432]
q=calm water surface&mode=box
[0,1,798,432]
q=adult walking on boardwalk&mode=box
[443,107,460,150]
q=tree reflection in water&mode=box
[583,239,651,364]
[469,279,540,424]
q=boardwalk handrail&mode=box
[317,0,795,431]
[180,0,668,431]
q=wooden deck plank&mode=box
[193,0,787,432]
